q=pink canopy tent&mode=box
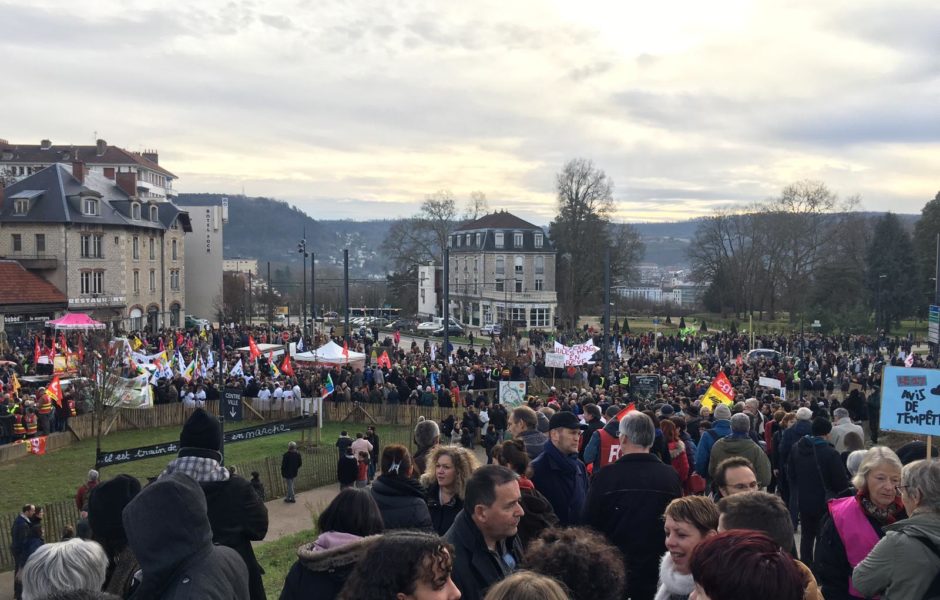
[45,312,107,330]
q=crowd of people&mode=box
[6,322,940,599]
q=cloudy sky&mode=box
[3,0,938,224]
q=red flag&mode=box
[248,336,261,361]
[33,337,41,365]
[47,341,56,364]
[393,330,401,346]
[176,332,184,348]
[28,436,47,456]
[186,337,194,350]
[342,340,349,359]
[280,354,295,377]
[77,333,84,363]
[46,375,63,407]
[159,338,165,353]
[378,351,392,369]
[735,355,743,368]
[614,402,636,422]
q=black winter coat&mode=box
[516,480,559,549]
[337,454,358,486]
[425,482,463,536]
[530,441,588,526]
[445,510,524,600]
[370,475,433,531]
[787,436,849,516]
[583,452,682,600]
[779,419,812,473]
[279,534,380,600]
[281,450,302,479]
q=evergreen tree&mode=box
[866,213,919,333]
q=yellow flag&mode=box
[700,372,736,409]
[131,337,142,351]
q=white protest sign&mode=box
[758,376,782,389]
[545,352,566,369]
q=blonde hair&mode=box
[664,495,720,534]
[852,446,903,492]
[483,571,569,600]
[419,445,480,499]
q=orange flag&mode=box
[280,354,295,377]
[342,340,349,359]
[378,351,392,369]
[46,375,64,407]
[248,336,261,361]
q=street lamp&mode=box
[877,273,887,338]
[298,237,309,337]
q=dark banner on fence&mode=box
[96,416,318,468]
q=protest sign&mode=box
[631,375,661,401]
[545,352,566,369]
[499,381,527,407]
[880,366,940,436]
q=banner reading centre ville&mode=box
[880,366,940,436]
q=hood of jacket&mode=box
[603,419,620,437]
[372,474,427,500]
[795,435,830,457]
[297,532,382,573]
[123,472,213,597]
[885,511,940,545]
[656,552,695,599]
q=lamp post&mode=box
[877,273,887,340]
[298,236,309,337]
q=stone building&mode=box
[447,211,558,331]
[0,162,191,332]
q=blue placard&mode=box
[880,366,940,436]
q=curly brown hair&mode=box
[419,445,480,499]
[338,531,455,600]
[524,527,626,600]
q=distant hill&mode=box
[175,194,919,275]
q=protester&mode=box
[524,526,626,600]
[584,411,682,600]
[483,571,569,600]
[829,408,863,453]
[712,456,759,498]
[845,449,867,477]
[445,465,525,600]
[370,444,433,530]
[250,471,266,501]
[75,470,99,512]
[694,403,731,481]
[337,531,461,600]
[491,439,559,548]
[689,531,805,600]
[124,471,250,599]
[655,496,719,600]
[281,441,302,503]
[280,488,384,600]
[707,413,771,489]
[815,446,905,600]
[87,474,141,597]
[778,406,814,505]
[421,445,480,536]
[852,459,940,599]
[19,538,108,600]
[413,418,441,477]
[509,406,547,459]
[10,503,35,599]
[19,524,44,572]
[661,418,690,489]
[530,411,588,526]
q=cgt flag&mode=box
[701,371,736,409]
[377,351,392,369]
[248,336,262,361]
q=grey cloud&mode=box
[260,14,293,30]
[0,4,189,47]
[568,61,613,82]
[834,3,940,57]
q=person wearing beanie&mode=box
[88,474,141,597]
[159,408,268,600]
[412,419,440,477]
[694,403,733,481]
[778,406,816,511]
[530,411,589,525]
[707,413,772,489]
[787,417,849,565]
[124,472,249,599]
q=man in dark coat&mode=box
[159,408,269,600]
[281,441,302,503]
[583,411,682,600]
[530,411,588,526]
[445,466,525,600]
[10,503,35,600]
[124,471,249,599]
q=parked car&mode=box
[432,323,464,337]
[746,348,781,362]
[480,323,502,336]
[391,318,418,332]
[185,316,210,330]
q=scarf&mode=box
[857,490,905,526]
[655,552,694,600]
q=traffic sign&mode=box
[223,387,243,422]
[929,305,940,344]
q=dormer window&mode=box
[495,232,504,248]
[466,234,471,246]
[131,202,141,220]
[150,205,158,221]
[534,233,543,248]
[13,199,28,215]
[83,198,99,216]
[476,233,481,246]
[514,232,523,247]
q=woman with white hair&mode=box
[814,446,906,600]
[852,458,940,598]
[20,538,109,600]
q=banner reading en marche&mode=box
[95,416,317,468]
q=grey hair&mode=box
[288,441,297,449]
[87,469,99,481]
[744,398,759,409]
[619,411,655,448]
[902,459,940,513]
[833,408,849,420]
[730,413,751,433]
[846,450,868,476]
[21,538,108,600]
[852,446,903,491]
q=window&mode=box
[149,238,155,260]
[535,255,544,274]
[473,278,478,294]
[495,279,504,292]
[474,257,479,271]
[535,278,544,291]
[483,304,492,324]
[476,233,481,246]
[511,307,526,322]
[149,269,156,292]
[131,203,141,220]
[514,256,524,274]
[12,234,21,252]
[132,236,139,260]
[150,205,159,221]
[515,279,523,293]
[80,234,102,258]
[494,232,504,248]
[530,308,550,327]
[465,234,471,246]
[420,289,426,303]
[172,239,178,260]
[496,305,506,323]
[83,198,98,216]
[170,269,180,291]
[35,234,45,254]
[13,199,28,215]
[80,271,104,295]
[133,270,140,293]
[534,233,543,248]
[170,304,180,327]
[456,236,462,247]
[495,256,505,275]
[514,232,523,247]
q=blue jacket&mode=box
[530,440,588,526]
[694,419,731,477]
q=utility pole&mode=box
[298,230,308,337]
[311,252,316,330]
[343,249,350,342]
[247,271,252,326]
[603,248,610,385]
[267,261,272,337]
[443,248,450,364]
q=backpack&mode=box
[913,535,940,600]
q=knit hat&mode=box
[88,474,142,545]
[713,404,732,420]
[549,411,581,430]
[659,404,675,417]
[179,408,223,451]
[796,407,813,421]
[812,417,833,437]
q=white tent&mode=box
[295,340,366,368]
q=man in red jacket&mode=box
[75,469,99,511]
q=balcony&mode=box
[480,289,557,303]
[3,254,58,270]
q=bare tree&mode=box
[463,191,489,221]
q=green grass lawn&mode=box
[257,528,317,599]
[0,421,409,514]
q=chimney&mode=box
[142,149,159,164]
[116,171,137,197]
[40,139,52,150]
[72,161,86,184]
[103,167,115,180]
[96,139,107,157]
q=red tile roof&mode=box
[0,142,176,179]
[0,261,67,306]
[456,210,539,231]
